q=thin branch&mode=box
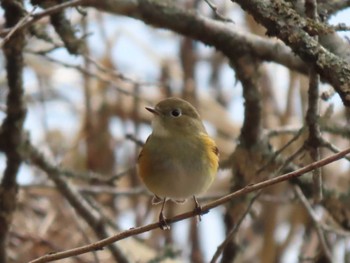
[34,163,133,182]
[23,139,130,263]
[294,186,332,261]
[258,126,305,175]
[210,192,260,263]
[318,0,350,17]
[23,184,146,197]
[0,0,86,38]
[29,53,153,101]
[36,0,84,54]
[0,6,36,48]
[332,23,350,31]
[29,147,350,263]
[83,54,157,86]
[273,144,305,177]
[266,126,302,138]
[321,139,350,162]
[202,0,234,23]
[86,0,307,74]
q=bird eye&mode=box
[170,109,182,117]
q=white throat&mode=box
[151,119,171,137]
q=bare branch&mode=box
[232,0,350,106]
[294,186,332,261]
[0,0,26,260]
[0,0,85,38]
[202,0,234,23]
[29,147,350,263]
[305,0,323,202]
[23,139,130,263]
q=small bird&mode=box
[138,97,219,229]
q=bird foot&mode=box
[193,196,203,222]
[159,211,170,230]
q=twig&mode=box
[203,0,234,23]
[29,147,350,263]
[84,55,158,86]
[125,134,145,147]
[29,53,152,101]
[0,7,36,47]
[321,224,350,237]
[51,166,132,182]
[210,192,260,263]
[332,23,350,31]
[321,138,350,162]
[23,184,146,197]
[266,126,301,137]
[257,126,305,175]
[294,185,332,261]
[23,183,223,201]
[0,0,86,38]
[24,140,130,263]
[272,144,305,178]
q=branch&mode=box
[31,0,84,54]
[23,139,130,263]
[81,0,350,105]
[29,147,350,263]
[304,0,323,202]
[232,0,350,106]
[0,0,85,39]
[3,0,349,104]
[1,0,310,75]
[318,0,350,17]
[82,0,307,73]
[0,0,26,261]
[210,192,260,263]
[294,186,332,261]
[202,0,234,23]
[233,55,262,147]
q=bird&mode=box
[138,97,219,229]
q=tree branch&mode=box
[232,0,350,106]
[23,139,130,263]
[83,0,307,72]
[0,0,26,261]
[29,147,350,263]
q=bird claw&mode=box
[159,211,170,230]
[193,196,203,222]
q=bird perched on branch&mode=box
[138,97,219,229]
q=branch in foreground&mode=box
[29,147,350,263]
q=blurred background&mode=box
[1,0,350,262]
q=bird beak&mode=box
[145,107,160,115]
